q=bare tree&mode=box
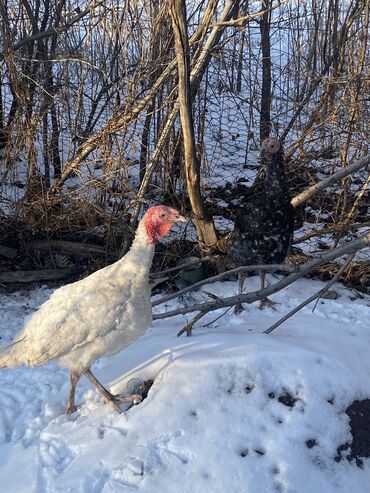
[170,0,218,251]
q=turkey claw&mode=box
[114,393,142,405]
[259,298,278,310]
[234,303,245,315]
[103,394,141,413]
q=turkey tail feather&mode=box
[0,336,26,368]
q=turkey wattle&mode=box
[0,205,186,414]
[221,138,294,313]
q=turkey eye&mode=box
[160,213,165,218]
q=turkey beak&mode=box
[174,213,187,223]
[261,149,272,160]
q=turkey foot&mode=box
[83,368,125,413]
[234,303,245,315]
[103,394,142,412]
[234,273,247,315]
[114,393,142,404]
[105,395,124,414]
[259,297,278,310]
[65,404,78,415]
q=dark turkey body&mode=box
[226,149,294,268]
[228,198,294,267]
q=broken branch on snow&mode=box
[152,231,370,322]
[263,252,356,335]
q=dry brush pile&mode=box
[0,0,369,290]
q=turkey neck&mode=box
[264,152,290,202]
[114,220,155,282]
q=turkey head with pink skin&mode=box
[260,137,282,160]
[144,205,187,244]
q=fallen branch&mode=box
[0,268,77,283]
[29,239,106,255]
[152,263,295,307]
[263,252,356,335]
[292,222,370,244]
[152,231,370,320]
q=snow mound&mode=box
[0,277,369,492]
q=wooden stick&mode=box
[0,268,77,283]
[29,239,106,255]
[177,311,206,337]
[263,252,356,334]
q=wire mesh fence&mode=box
[0,0,368,286]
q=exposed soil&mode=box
[268,390,299,408]
[335,399,370,468]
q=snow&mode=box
[0,276,370,492]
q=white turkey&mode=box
[0,205,186,414]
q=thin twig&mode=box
[150,256,210,278]
[202,306,234,329]
[213,0,288,27]
[177,312,206,337]
[263,253,356,335]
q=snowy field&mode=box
[0,276,370,493]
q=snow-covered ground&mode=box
[0,276,370,493]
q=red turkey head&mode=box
[144,205,186,244]
[261,138,281,160]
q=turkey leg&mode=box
[83,368,142,413]
[234,272,246,315]
[65,370,81,414]
[259,270,277,310]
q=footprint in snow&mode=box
[38,436,75,473]
[86,457,145,491]
[0,366,67,445]
[149,432,194,468]
[109,457,145,488]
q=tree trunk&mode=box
[259,0,272,141]
[169,0,218,251]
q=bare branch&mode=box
[130,0,238,225]
[51,0,231,192]
[0,1,107,60]
[291,154,370,208]
[214,0,288,27]
[152,263,295,307]
[177,311,206,337]
[263,252,356,334]
[152,232,370,320]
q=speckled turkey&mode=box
[218,138,294,313]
